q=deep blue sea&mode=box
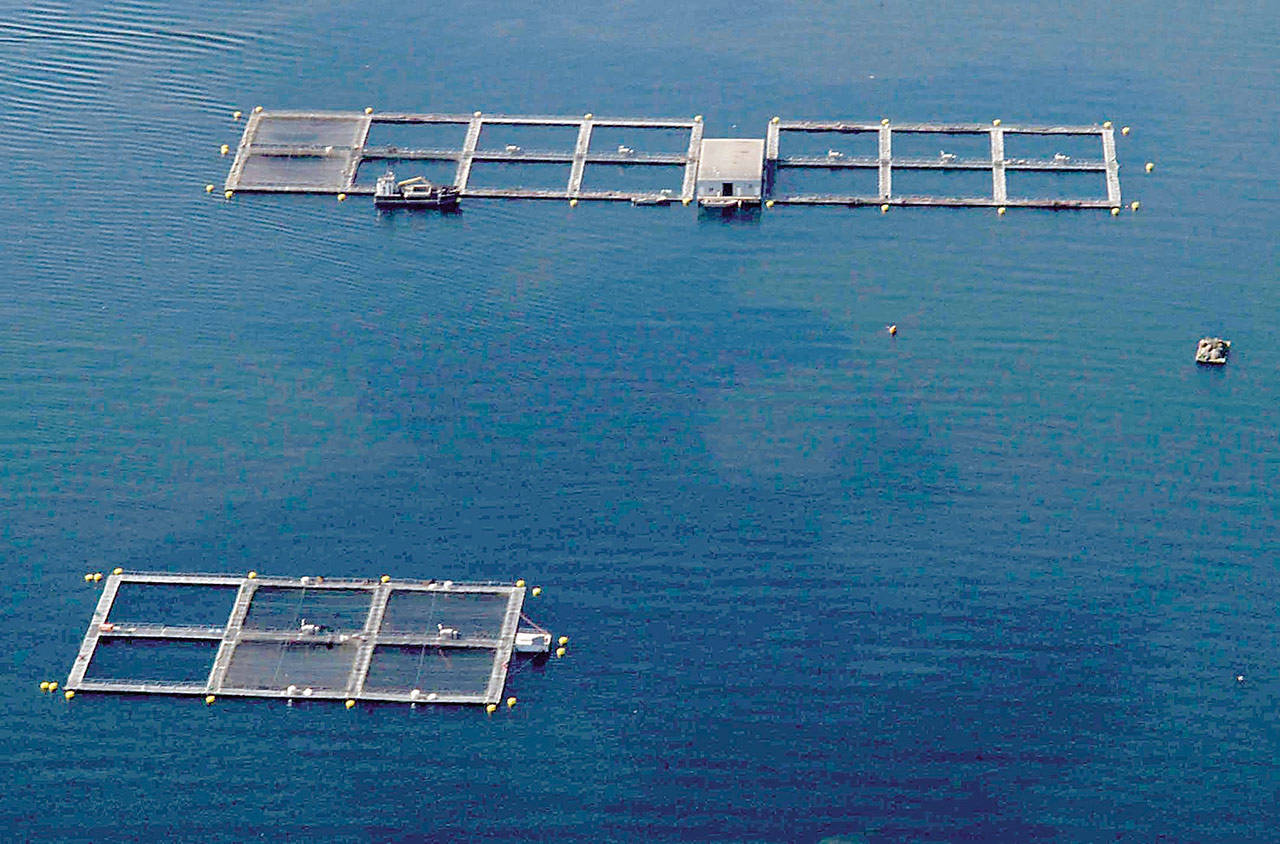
[2,1,1278,840]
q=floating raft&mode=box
[222,109,1125,210]
[66,572,546,706]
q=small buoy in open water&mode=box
[205,695,215,705]
[233,110,242,120]
[880,204,889,213]
[1121,126,1131,135]
[771,116,780,124]
[219,144,229,156]
[1130,200,1140,211]
[555,647,566,658]
[583,112,593,120]
[516,579,526,587]
[364,106,373,115]
[531,587,542,597]
[558,636,569,646]
[693,114,703,122]
[205,184,214,193]
[380,574,390,583]
[345,699,355,709]
[569,198,578,207]
[92,573,103,582]
[1103,120,1112,129]
[253,105,263,113]
[506,696,517,708]
[997,206,1006,215]
[336,193,346,202]
[224,190,234,199]
[64,690,75,700]
[39,681,50,692]
[1145,162,1155,173]
[888,324,898,336]
[473,110,482,117]
[247,570,257,579]
[49,682,58,691]
[83,574,93,582]
[112,567,123,575]
[992,118,1001,126]
[1236,674,1244,683]
[880,117,889,125]
[485,703,497,714]
[765,199,775,208]
[1111,207,1120,216]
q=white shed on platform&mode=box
[696,138,765,206]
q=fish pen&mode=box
[65,572,554,706]
[221,109,1127,210]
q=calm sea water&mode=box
[2,1,1278,840]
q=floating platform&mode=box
[65,572,549,706]
[223,109,1125,210]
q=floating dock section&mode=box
[224,109,1125,211]
[66,572,538,706]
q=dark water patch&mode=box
[84,637,217,683]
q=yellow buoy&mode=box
[473,110,482,117]
[1121,126,1131,136]
[219,144,229,156]
[205,695,215,705]
[555,647,566,658]
[83,573,93,582]
[888,324,898,336]
[380,574,390,584]
[569,198,578,207]
[247,570,257,579]
[531,587,542,597]
[112,567,123,575]
[49,682,58,691]
[364,106,373,115]
[1145,162,1154,173]
[1130,200,1140,211]
[693,114,703,122]
[997,206,1006,215]
[345,699,355,710]
[1110,207,1120,216]
[506,696,517,708]
[92,573,103,582]
[516,579,526,587]
[233,110,242,120]
[771,116,780,124]
[880,117,889,125]
[64,690,75,700]
[224,190,234,199]
[682,198,690,206]
[485,703,497,714]
[992,118,1002,126]
[1103,120,1112,129]
[204,184,214,193]
[557,636,568,646]
[39,681,50,692]
[583,112,593,120]
[337,193,347,202]
[765,199,775,208]
[880,204,889,213]
[253,105,263,113]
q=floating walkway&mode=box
[66,571,551,706]
[223,109,1125,210]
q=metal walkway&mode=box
[66,572,533,706]
[222,109,1123,210]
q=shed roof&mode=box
[698,138,764,182]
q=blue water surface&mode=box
[1,1,1278,840]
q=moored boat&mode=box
[374,169,460,209]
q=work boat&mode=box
[374,170,460,209]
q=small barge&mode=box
[374,169,460,210]
[1195,337,1230,365]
